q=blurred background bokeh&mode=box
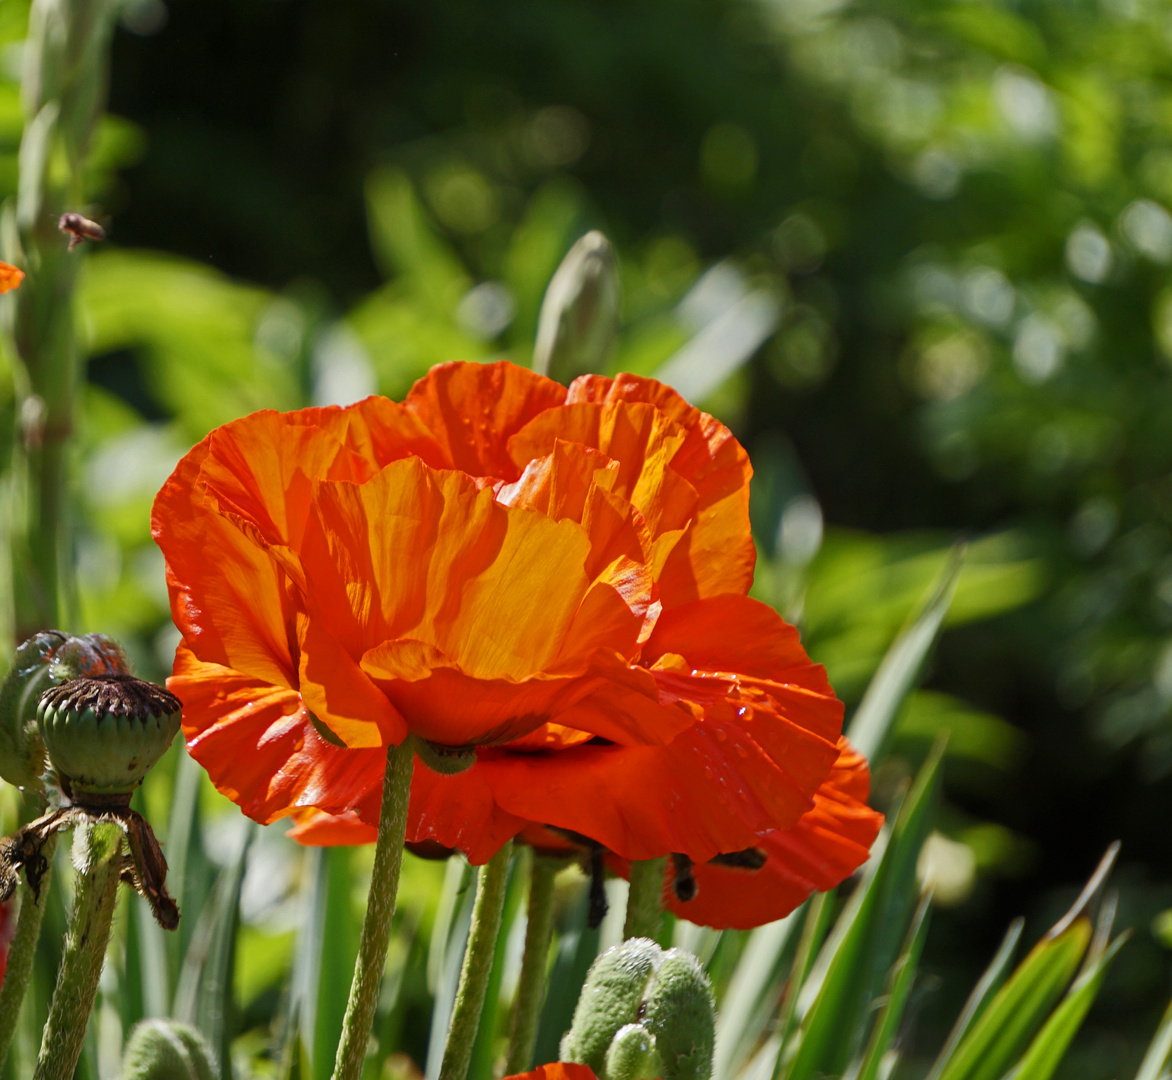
[3,0,1172,1075]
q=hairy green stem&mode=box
[439,841,514,1080]
[504,853,559,1074]
[33,823,120,1080]
[624,857,666,941]
[0,833,56,1072]
[331,739,415,1080]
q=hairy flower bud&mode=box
[38,674,180,798]
[121,1019,215,1080]
[561,939,714,1080]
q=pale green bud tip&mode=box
[121,1019,216,1080]
[640,949,715,1080]
[605,1024,661,1080]
[38,674,181,797]
[561,937,663,1071]
[533,229,619,382]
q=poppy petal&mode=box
[501,1064,600,1080]
[0,262,24,293]
[405,360,567,478]
[645,738,884,929]
[153,440,300,691]
[169,645,386,824]
[567,372,754,603]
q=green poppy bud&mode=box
[38,674,181,799]
[121,1019,216,1080]
[0,632,131,790]
[639,949,715,1080]
[532,230,619,384]
[560,936,663,1072]
[605,1024,662,1080]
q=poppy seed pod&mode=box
[37,675,181,798]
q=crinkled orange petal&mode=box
[508,402,698,541]
[0,262,24,293]
[567,372,754,604]
[502,1065,600,1080]
[644,594,840,734]
[617,738,883,929]
[169,645,386,824]
[152,440,301,691]
[404,360,567,478]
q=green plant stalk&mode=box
[505,853,559,1074]
[331,739,415,1080]
[10,0,116,639]
[623,857,666,941]
[32,823,120,1080]
[0,833,56,1071]
[439,840,514,1080]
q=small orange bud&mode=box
[0,263,24,294]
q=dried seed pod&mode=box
[37,674,180,798]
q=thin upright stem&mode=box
[330,739,415,1080]
[33,823,120,1080]
[623,856,666,941]
[505,853,559,1074]
[439,841,514,1080]
[0,833,56,1072]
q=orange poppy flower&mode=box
[154,362,766,825]
[0,262,24,293]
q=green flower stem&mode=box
[32,823,120,1080]
[439,840,514,1080]
[0,833,56,1072]
[11,0,118,639]
[331,739,415,1080]
[623,857,666,941]
[505,853,559,1074]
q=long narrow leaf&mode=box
[713,910,803,1080]
[847,544,964,763]
[925,919,1025,1080]
[1135,993,1172,1080]
[1006,932,1130,1080]
[174,821,254,1077]
[853,890,934,1080]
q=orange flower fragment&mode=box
[0,262,24,293]
[501,1065,600,1080]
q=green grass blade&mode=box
[426,861,477,1080]
[933,925,1091,1080]
[173,821,254,1077]
[1135,993,1172,1080]
[846,544,964,764]
[853,890,934,1080]
[1006,932,1130,1080]
[925,918,1025,1080]
[713,910,802,1080]
[533,880,602,1066]
[781,742,943,1080]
